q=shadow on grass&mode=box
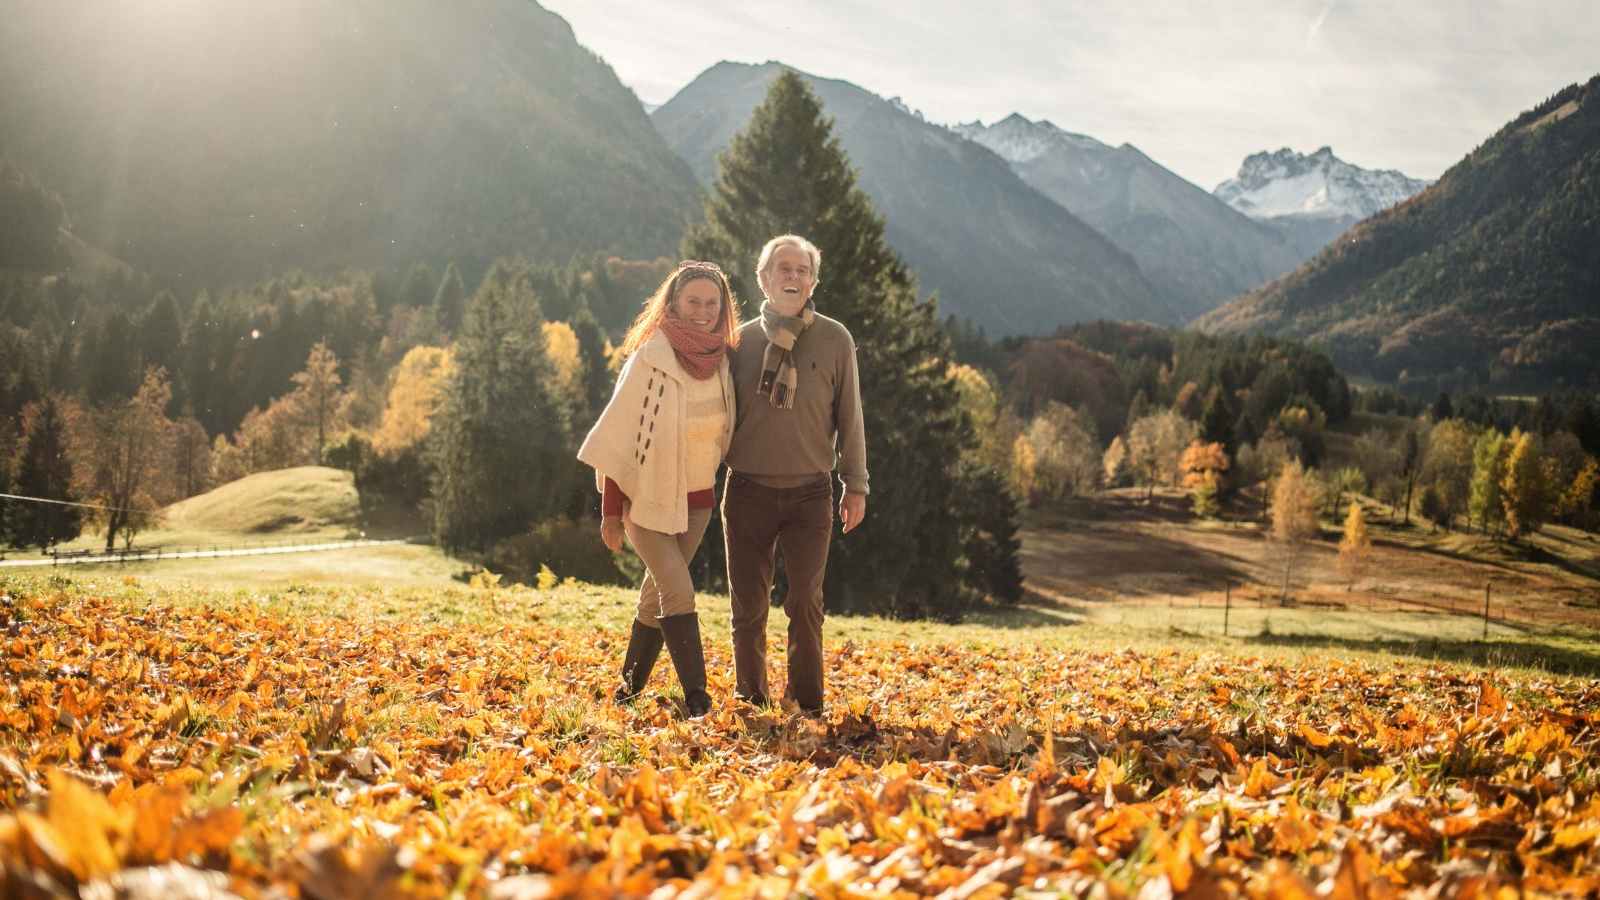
[1521,542,1600,583]
[1244,631,1600,677]
[1399,533,1600,586]
[1022,526,1256,602]
[958,591,1089,629]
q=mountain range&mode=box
[0,0,700,289]
[1214,146,1433,258]
[1198,75,1600,390]
[655,66,1434,331]
[953,115,1306,321]
[8,0,1579,386]
[652,62,1174,335]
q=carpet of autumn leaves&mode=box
[2,576,1599,898]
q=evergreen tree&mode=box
[1416,483,1447,531]
[432,261,467,336]
[137,291,184,404]
[682,70,1004,618]
[182,292,221,432]
[10,396,82,548]
[568,303,613,423]
[956,463,1024,604]
[86,311,137,403]
[429,261,571,554]
[1200,387,1235,453]
[399,262,439,311]
[0,321,44,428]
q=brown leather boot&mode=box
[613,620,664,704]
[659,613,711,718]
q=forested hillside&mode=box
[1199,75,1600,393]
[0,0,699,289]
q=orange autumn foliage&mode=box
[1,577,1597,897]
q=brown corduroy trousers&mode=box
[722,471,833,712]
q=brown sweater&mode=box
[725,313,869,495]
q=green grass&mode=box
[164,466,361,533]
[59,543,467,588]
[10,464,1598,679]
[12,567,1599,680]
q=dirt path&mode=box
[1020,491,1600,629]
[0,538,409,569]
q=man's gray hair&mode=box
[756,234,822,285]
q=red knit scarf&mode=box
[658,317,726,380]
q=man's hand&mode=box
[600,515,625,552]
[840,492,867,534]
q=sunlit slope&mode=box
[163,466,361,536]
[0,0,699,287]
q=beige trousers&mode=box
[625,507,713,627]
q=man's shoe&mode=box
[613,620,664,704]
[659,613,711,718]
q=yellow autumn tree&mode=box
[1102,435,1129,487]
[1337,502,1371,590]
[372,346,455,458]
[542,321,581,410]
[1557,457,1597,528]
[289,341,345,466]
[1011,433,1038,503]
[1179,439,1229,518]
[1499,429,1547,540]
[1271,459,1322,604]
[949,363,1012,473]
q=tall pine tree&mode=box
[10,396,82,549]
[432,261,467,336]
[86,310,137,404]
[137,291,184,400]
[568,302,612,425]
[684,71,1019,619]
[430,260,572,554]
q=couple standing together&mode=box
[577,234,868,718]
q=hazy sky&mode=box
[540,0,1598,189]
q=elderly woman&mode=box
[577,260,739,718]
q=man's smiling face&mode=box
[761,243,816,312]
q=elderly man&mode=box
[722,234,867,715]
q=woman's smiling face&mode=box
[673,276,723,332]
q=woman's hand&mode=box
[601,515,625,552]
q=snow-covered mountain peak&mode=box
[952,113,1107,163]
[1214,146,1430,220]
